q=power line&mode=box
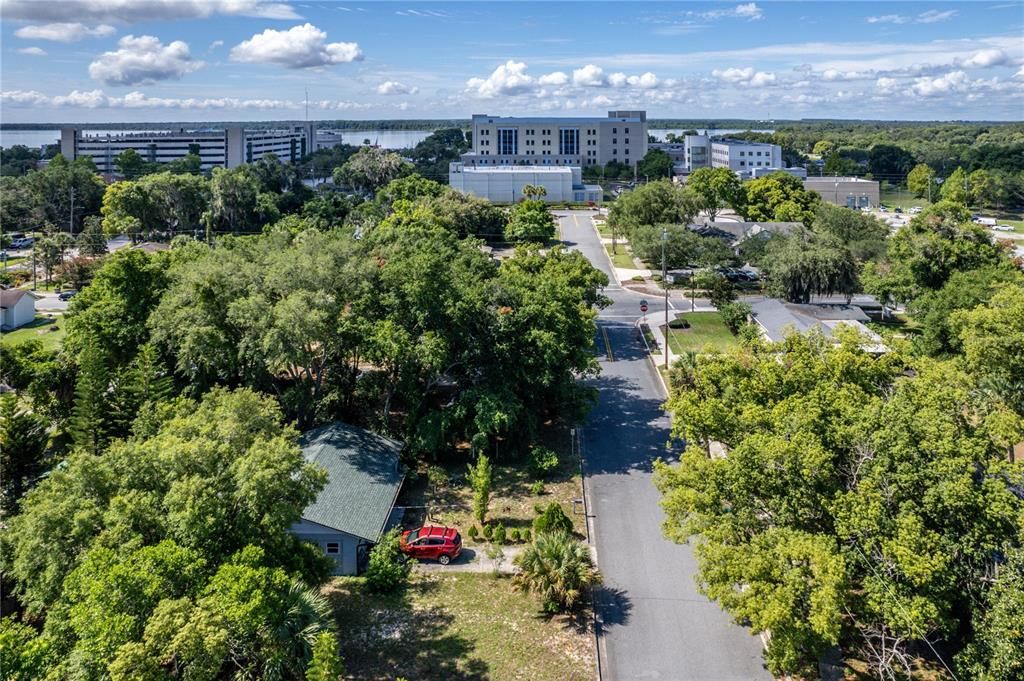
[851,541,960,681]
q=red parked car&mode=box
[400,525,462,565]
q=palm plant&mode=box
[262,580,335,680]
[513,530,600,613]
[522,184,547,199]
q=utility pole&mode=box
[31,241,37,291]
[662,227,669,369]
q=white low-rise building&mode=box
[0,289,38,331]
[449,163,602,204]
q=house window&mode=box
[326,542,340,555]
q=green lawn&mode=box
[0,314,65,351]
[594,220,613,238]
[605,243,636,269]
[325,572,595,681]
[663,312,741,354]
[2,256,26,267]
[880,189,928,210]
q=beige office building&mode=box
[460,111,648,168]
[804,176,880,209]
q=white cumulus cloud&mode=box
[17,47,48,56]
[959,49,1007,68]
[466,60,536,97]
[573,64,607,87]
[911,70,968,97]
[230,23,363,69]
[14,22,115,42]
[0,0,299,23]
[538,71,569,86]
[89,35,203,86]
[376,80,418,95]
[712,66,776,86]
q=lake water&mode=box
[1,127,775,151]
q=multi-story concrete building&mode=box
[661,134,783,178]
[684,134,710,170]
[460,111,648,167]
[448,162,602,204]
[709,138,783,173]
[60,123,316,173]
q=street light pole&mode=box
[662,227,669,369]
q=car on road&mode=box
[400,525,462,565]
[909,206,923,214]
[58,290,78,301]
[894,207,903,214]
[992,225,1014,232]
[10,237,33,249]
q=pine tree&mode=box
[306,632,345,681]
[0,394,49,514]
[109,343,173,436]
[71,340,110,455]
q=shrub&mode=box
[426,465,448,490]
[466,454,493,524]
[668,317,690,329]
[366,527,411,593]
[530,480,545,496]
[493,521,507,545]
[509,528,521,543]
[528,446,559,479]
[467,525,479,541]
[306,632,345,681]
[513,530,601,612]
[521,528,531,542]
[482,523,494,540]
[533,502,573,536]
[505,199,555,242]
[719,302,753,335]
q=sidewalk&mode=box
[598,236,653,282]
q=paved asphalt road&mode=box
[556,211,770,681]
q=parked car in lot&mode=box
[992,224,1014,232]
[58,290,78,301]
[10,237,34,249]
[909,206,922,214]
[894,207,903,214]
[400,525,462,565]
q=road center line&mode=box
[601,326,615,361]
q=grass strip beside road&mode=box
[662,312,741,354]
[604,243,636,269]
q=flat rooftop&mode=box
[713,137,777,146]
[456,164,574,173]
[804,176,877,183]
[472,114,644,124]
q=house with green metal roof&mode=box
[289,421,405,575]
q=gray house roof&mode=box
[0,289,37,309]
[751,299,868,339]
[299,422,405,542]
[691,220,802,243]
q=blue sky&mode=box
[1,1,1022,123]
